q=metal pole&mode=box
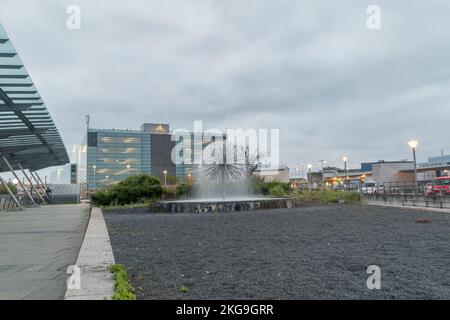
[29,170,48,200]
[17,163,45,204]
[2,156,36,206]
[412,147,418,188]
[319,160,326,191]
[0,175,21,209]
[344,160,348,183]
[34,171,46,188]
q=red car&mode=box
[430,177,450,195]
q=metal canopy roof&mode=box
[0,24,69,172]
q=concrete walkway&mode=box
[0,204,90,300]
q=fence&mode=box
[0,194,35,211]
[360,182,450,209]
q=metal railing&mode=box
[0,194,37,211]
[359,182,450,209]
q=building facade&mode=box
[78,123,176,192]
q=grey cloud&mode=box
[1,0,449,174]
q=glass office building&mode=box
[78,123,176,192]
[78,123,230,192]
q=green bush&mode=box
[0,182,17,195]
[175,183,193,198]
[162,186,177,199]
[250,177,290,197]
[91,174,163,206]
[291,190,361,204]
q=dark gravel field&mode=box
[104,204,450,299]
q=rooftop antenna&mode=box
[85,114,90,130]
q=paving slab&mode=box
[0,204,90,300]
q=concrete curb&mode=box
[64,207,116,300]
[365,202,450,213]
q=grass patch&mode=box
[108,264,136,300]
[100,201,152,211]
[179,285,189,293]
[291,190,361,204]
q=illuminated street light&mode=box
[93,165,97,191]
[307,164,313,186]
[342,156,349,185]
[163,170,168,186]
[318,160,327,190]
[408,140,419,187]
[408,140,419,149]
[12,178,19,185]
[187,173,192,184]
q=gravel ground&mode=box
[104,204,450,299]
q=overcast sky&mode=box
[1,0,449,175]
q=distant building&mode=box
[420,153,450,168]
[78,123,175,191]
[49,164,75,184]
[370,161,415,183]
[253,165,290,183]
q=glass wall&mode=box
[86,129,151,191]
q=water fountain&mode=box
[150,142,302,213]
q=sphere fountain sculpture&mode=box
[151,141,301,213]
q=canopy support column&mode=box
[29,170,48,201]
[2,156,36,206]
[0,175,22,210]
[17,163,45,204]
[34,171,46,188]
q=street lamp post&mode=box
[163,170,167,187]
[93,165,97,191]
[408,140,419,188]
[298,164,304,180]
[318,160,326,190]
[187,173,192,184]
[342,156,348,186]
[307,164,313,187]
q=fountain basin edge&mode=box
[149,197,305,213]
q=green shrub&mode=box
[162,186,177,199]
[268,184,289,197]
[175,183,194,198]
[108,264,136,300]
[0,182,18,195]
[91,174,162,206]
[250,177,290,197]
[291,190,361,204]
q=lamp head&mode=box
[408,140,419,149]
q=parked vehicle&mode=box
[360,182,385,194]
[424,183,434,196]
[429,177,450,196]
